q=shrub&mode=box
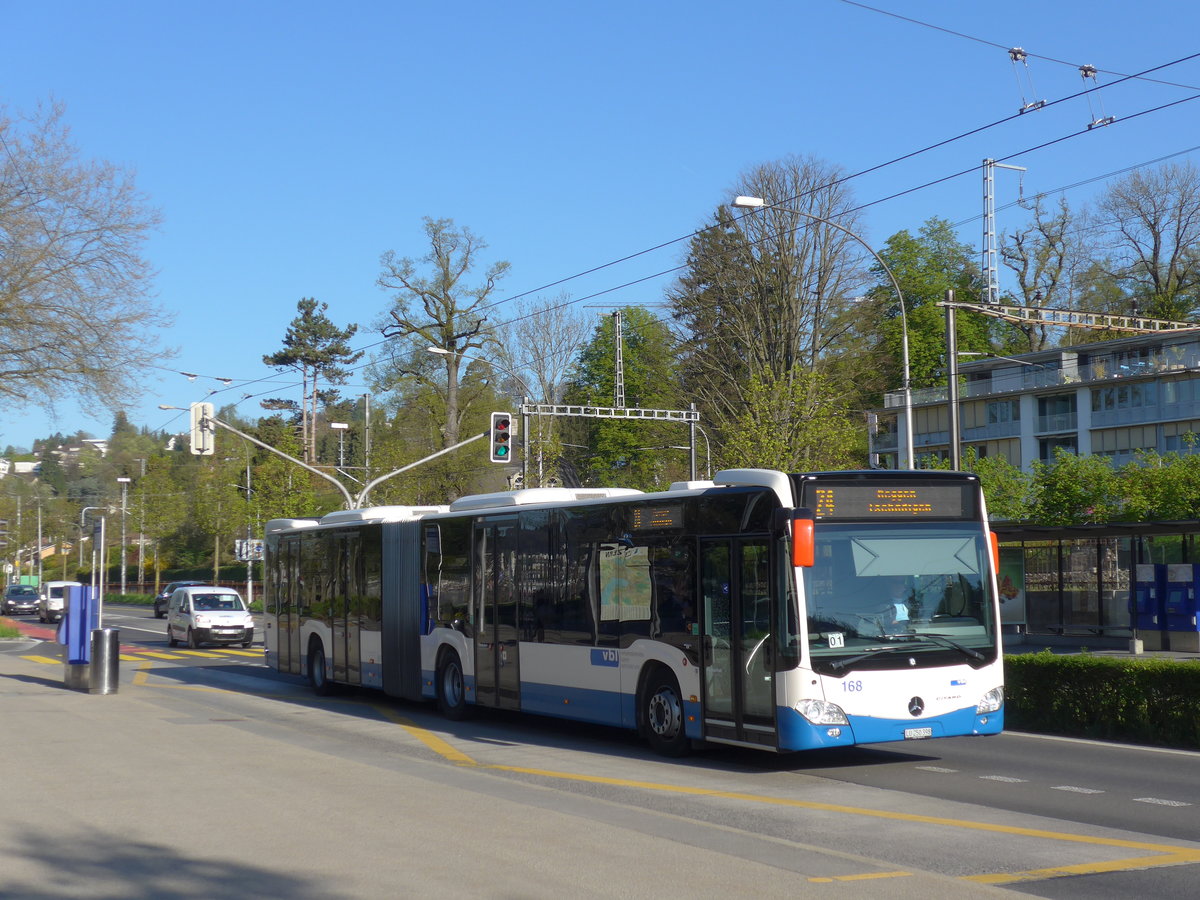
[1004,651,1200,749]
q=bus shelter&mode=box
[992,521,1200,650]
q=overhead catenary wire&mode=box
[171,56,1200,421]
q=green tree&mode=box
[720,369,863,471]
[563,307,686,489]
[873,218,995,393]
[963,450,1033,521]
[1028,450,1121,525]
[262,297,362,464]
[1119,450,1200,521]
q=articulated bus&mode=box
[263,469,1004,755]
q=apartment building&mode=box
[869,329,1200,471]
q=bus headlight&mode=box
[795,699,849,725]
[976,687,1004,714]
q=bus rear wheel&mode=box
[308,639,333,696]
[642,671,689,757]
[437,651,469,721]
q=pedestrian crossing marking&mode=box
[20,647,262,666]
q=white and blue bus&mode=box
[263,469,1004,756]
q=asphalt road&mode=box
[2,611,1199,899]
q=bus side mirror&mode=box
[791,509,815,568]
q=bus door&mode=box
[474,517,521,709]
[330,531,361,685]
[277,536,301,675]
[700,538,777,747]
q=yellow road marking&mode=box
[137,651,185,659]
[212,648,262,657]
[809,872,914,883]
[371,706,477,765]
[174,650,225,658]
[20,655,61,665]
[130,660,228,693]
[118,654,143,661]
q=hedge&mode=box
[1004,651,1200,749]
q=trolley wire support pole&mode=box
[945,291,961,471]
[982,158,1027,306]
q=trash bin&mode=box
[89,628,119,695]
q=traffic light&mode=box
[190,402,215,455]
[489,412,515,463]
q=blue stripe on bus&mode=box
[776,705,1003,751]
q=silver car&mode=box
[2,584,39,615]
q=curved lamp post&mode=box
[731,196,915,469]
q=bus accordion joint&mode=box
[790,508,815,568]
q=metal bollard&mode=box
[88,628,120,695]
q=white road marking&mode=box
[1133,797,1192,807]
[979,775,1028,783]
[915,766,958,773]
[1051,785,1104,794]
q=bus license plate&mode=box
[904,727,933,740]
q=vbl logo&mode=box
[590,648,619,667]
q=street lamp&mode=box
[731,195,915,469]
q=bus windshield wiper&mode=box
[827,645,914,672]
[881,632,985,660]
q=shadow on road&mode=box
[2,829,354,900]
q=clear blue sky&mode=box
[3,0,1197,451]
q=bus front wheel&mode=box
[437,651,469,721]
[642,670,689,757]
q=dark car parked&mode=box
[2,584,40,615]
[153,581,208,618]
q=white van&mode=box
[166,586,254,649]
[38,581,84,624]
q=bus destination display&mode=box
[629,504,684,531]
[804,483,971,520]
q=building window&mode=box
[987,399,1020,424]
[1039,436,1077,463]
[1091,381,1158,412]
[1037,394,1077,433]
[1163,420,1200,454]
[1092,426,1157,459]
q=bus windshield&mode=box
[801,522,997,669]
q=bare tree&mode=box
[493,295,590,486]
[1000,196,1075,350]
[377,218,509,448]
[494,294,589,403]
[670,156,870,423]
[1095,162,1200,321]
[0,101,170,423]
